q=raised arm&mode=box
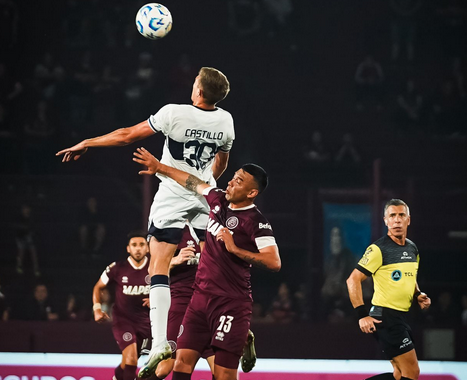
[133,147,210,195]
[56,120,154,162]
[212,151,229,181]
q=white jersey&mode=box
[148,104,235,196]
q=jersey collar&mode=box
[127,256,148,269]
[228,204,256,211]
[193,105,218,112]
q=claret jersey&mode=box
[148,104,235,196]
[357,235,419,312]
[170,224,201,298]
[100,256,150,324]
[194,187,277,301]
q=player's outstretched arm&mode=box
[55,140,88,162]
[56,121,154,162]
[216,228,281,272]
[133,147,210,194]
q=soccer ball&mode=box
[135,3,173,40]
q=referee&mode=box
[347,199,431,380]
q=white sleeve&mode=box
[147,104,172,134]
[219,139,234,153]
[100,262,116,285]
[255,236,277,250]
[202,186,216,196]
[100,270,110,285]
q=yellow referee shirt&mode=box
[357,235,419,312]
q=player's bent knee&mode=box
[122,344,138,366]
[173,358,192,374]
[173,349,198,373]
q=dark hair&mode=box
[241,163,268,194]
[198,67,230,105]
[127,230,147,244]
[384,199,410,216]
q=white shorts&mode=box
[148,182,209,241]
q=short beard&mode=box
[131,255,143,263]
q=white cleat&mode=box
[137,342,172,378]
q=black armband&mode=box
[355,305,368,319]
[413,291,421,299]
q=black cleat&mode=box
[240,329,256,373]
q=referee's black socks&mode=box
[365,373,395,380]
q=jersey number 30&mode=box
[169,138,218,170]
[185,140,217,170]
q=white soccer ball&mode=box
[135,3,173,40]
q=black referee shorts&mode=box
[369,305,415,359]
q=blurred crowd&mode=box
[1,0,467,328]
[2,0,467,176]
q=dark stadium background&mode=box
[0,0,466,360]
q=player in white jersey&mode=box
[147,102,234,238]
[56,67,234,378]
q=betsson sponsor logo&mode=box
[259,223,272,230]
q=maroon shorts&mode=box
[168,294,214,359]
[112,313,151,353]
[177,290,252,358]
